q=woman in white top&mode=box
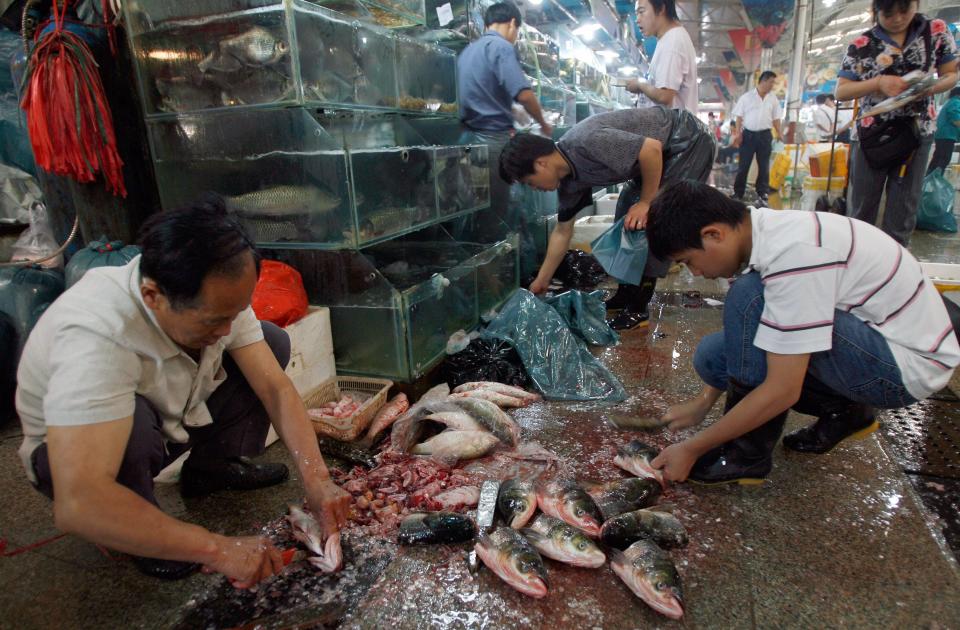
[626,0,699,112]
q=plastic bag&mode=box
[553,249,607,290]
[544,290,619,346]
[917,168,958,233]
[10,203,62,269]
[483,290,626,402]
[0,164,42,223]
[0,311,15,425]
[0,264,65,357]
[442,337,530,389]
[251,260,309,327]
[65,237,141,288]
[590,218,649,285]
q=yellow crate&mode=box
[303,376,393,441]
[769,152,791,189]
[808,144,848,178]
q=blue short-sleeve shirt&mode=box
[457,31,531,132]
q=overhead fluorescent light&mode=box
[823,0,836,6]
[596,50,619,59]
[619,65,637,74]
[529,0,543,5]
[573,22,603,37]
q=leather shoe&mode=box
[688,445,772,485]
[607,308,649,331]
[782,409,877,454]
[132,556,199,580]
[180,456,289,498]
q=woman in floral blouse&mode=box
[836,0,958,246]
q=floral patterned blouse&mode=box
[838,15,957,136]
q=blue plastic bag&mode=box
[483,290,627,402]
[917,169,958,233]
[589,218,649,284]
[544,290,620,346]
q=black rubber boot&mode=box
[132,556,200,580]
[607,277,656,331]
[604,284,635,312]
[689,380,788,485]
[180,456,290,498]
[782,376,877,455]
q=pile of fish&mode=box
[285,504,343,573]
[472,439,688,620]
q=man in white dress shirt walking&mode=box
[626,0,698,112]
[731,71,782,206]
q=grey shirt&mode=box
[556,107,676,221]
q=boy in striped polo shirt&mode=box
[643,180,960,485]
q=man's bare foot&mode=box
[662,393,719,431]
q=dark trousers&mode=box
[31,322,291,505]
[927,138,956,174]
[734,129,773,198]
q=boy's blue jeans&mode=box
[694,273,918,409]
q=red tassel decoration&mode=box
[19,0,127,197]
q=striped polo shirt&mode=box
[747,207,960,400]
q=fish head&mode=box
[649,575,684,619]
[511,551,549,596]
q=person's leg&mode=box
[881,137,934,246]
[846,141,889,227]
[927,138,955,174]
[733,131,757,199]
[753,130,773,199]
[179,322,292,497]
[660,333,726,430]
[784,307,917,454]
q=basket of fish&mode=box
[304,376,393,441]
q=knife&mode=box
[468,479,500,572]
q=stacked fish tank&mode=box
[126,0,518,381]
[124,0,458,116]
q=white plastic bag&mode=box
[10,203,63,269]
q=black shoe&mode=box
[756,194,769,207]
[783,380,877,454]
[180,456,290,498]
[604,284,634,312]
[608,308,650,331]
[731,193,745,201]
[687,380,788,485]
[132,556,200,580]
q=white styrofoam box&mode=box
[922,262,960,292]
[285,306,336,395]
[594,193,620,215]
[571,215,615,252]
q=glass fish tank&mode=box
[461,234,518,316]
[357,0,425,26]
[147,108,355,248]
[434,144,489,219]
[518,25,560,80]
[395,35,458,114]
[264,230,480,381]
[125,3,298,116]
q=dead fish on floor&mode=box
[452,381,542,404]
[607,412,669,431]
[223,185,342,218]
[448,397,520,446]
[410,430,498,464]
[614,440,666,488]
[610,539,684,620]
[586,477,662,521]
[601,508,688,550]
[358,392,410,448]
[521,514,605,568]
[286,504,343,572]
[475,528,548,598]
[497,478,537,529]
[536,478,603,537]
[398,511,476,545]
[449,389,529,408]
[432,485,481,511]
[424,411,485,432]
[199,26,289,73]
[317,436,377,468]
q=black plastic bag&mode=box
[442,337,530,389]
[553,249,607,290]
[0,311,17,425]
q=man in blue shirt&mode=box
[457,2,552,222]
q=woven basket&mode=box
[303,376,393,441]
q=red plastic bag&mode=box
[252,260,309,327]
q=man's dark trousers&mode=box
[30,322,291,505]
[734,129,773,199]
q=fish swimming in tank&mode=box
[155,76,223,113]
[198,26,289,74]
[223,185,342,218]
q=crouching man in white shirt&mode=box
[643,180,960,484]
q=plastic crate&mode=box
[303,376,393,441]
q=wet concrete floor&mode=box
[1,230,960,628]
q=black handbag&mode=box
[857,20,931,170]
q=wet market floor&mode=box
[1,231,960,628]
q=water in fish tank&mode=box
[435,145,489,218]
[129,6,297,115]
[295,3,399,110]
[462,236,518,315]
[395,36,457,114]
[358,0,426,25]
[147,109,355,248]
[348,147,438,245]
